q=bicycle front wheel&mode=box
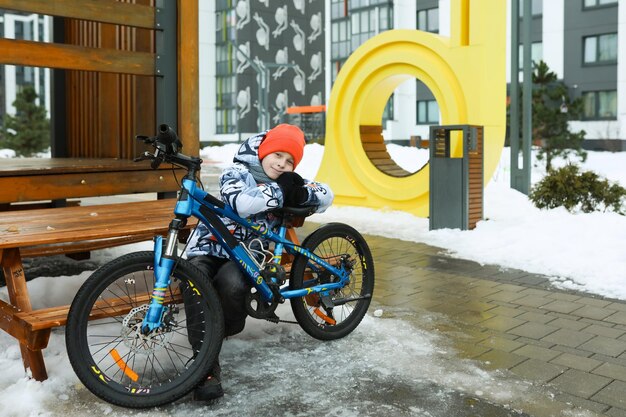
[289,223,375,340]
[65,251,224,408]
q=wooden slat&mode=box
[0,199,181,248]
[0,171,179,204]
[365,150,392,160]
[0,0,155,29]
[0,39,155,76]
[16,292,184,331]
[359,125,383,134]
[360,134,385,143]
[362,143,387,152]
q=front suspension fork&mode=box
[142,218,184,333]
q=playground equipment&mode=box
[316,0,506,217]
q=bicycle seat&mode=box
[272,206,317,227]
[274,206,317,217]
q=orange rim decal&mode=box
[110,348,139,382]
[313,308,336,325]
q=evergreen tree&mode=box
[1,86,50,157]
[531,61,586,172]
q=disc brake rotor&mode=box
[121,304,173,355]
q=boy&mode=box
[186,123,333,401]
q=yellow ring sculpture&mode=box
[316,0,506,217]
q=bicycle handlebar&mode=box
[134,124,203,176]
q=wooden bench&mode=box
[0,199,195,381]
[360,125,413,178]
[0,158,181,209]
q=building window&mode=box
[517,42,543,69]
[417,100,439,124]
[518,0,543,17]
[417,8,439,33]
[583,0,618,9]
[582,90,617,120]
[583,33,617,64]
[331,0,348,19]
[331,4,392,83]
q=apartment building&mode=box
[0,10,51,121]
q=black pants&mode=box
[185,255,250,343]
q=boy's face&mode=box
[261,151,295,179]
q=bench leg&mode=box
[1,248,49,381]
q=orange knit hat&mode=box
[258,124,306,168]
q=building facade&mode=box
[190,1,624,150]
[0,10,51,122]
[201,0,325,142]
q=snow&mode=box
[0,142,624,416]
[201,142,626,301]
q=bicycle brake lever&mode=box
[133,151,153,162]
[136,134,156,145]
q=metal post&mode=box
[521,0,533,194]
[510,0,532,195]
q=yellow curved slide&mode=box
[317,0,506,216]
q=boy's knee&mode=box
[214,262,250,297]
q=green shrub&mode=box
[529,164,626,215]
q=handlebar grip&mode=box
[157,124,179,146]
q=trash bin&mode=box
[429,125,484,230]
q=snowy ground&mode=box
[200,143,626,302]
[0,142,623,416]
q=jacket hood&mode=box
[233,131,267,168]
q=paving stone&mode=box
[485,305,524,318]
[475,349,528,370]
[542,328,595,348]
[573,305,616,321]
[452,310,495,325]
[553,393,610,415]
[592,362,626,382]
[591,380,626,409]
[606,407,626,417]
[510,358,566,382]
[493,283,527,293]
[550,352,602,372]
[579,336,626,357]
[552,345,595,358]
[488,290,526,303]
[512,344,561,361]
[540,300,586,314]
[546,317,589,331]
[515,311,554,324]
[451,340,491,359]
[478,335,526,353]
[479,315,527,332]
[550,369,611,398]
[590,353,626,367]
[514,295,552,308]
[606,311,626,326]
[607,303,626,313]
[508,322,559,339]
[547,292,582,302]
[513,336,556,350]
[576,297,612,308]
[584,324,625,339]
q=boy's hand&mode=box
[276,172,309,206]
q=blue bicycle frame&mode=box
[143,176,349,331]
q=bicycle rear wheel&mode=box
[65,251,224,408]
[289,223,374,340]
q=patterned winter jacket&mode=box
[186,132,334,259]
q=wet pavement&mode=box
[9,166,624,416]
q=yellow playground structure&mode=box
[316,0,506,217]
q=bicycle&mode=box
[65,124,375,408]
